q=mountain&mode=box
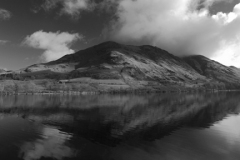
[184,55,240,89]
[1,41,240,92]
[0,68,8,73]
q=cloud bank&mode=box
[23,31,82,62]
[0,8,11,20]
[104,0,240,67]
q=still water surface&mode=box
[0,93,240,160]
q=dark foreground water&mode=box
[0,93,240,160]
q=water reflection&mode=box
[0,93,240,159]
[19,127,74,160]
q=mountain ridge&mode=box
[1,41,240,92]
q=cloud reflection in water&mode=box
[19,127,75,160]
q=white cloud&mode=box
[0,8,11,20]
[23,30,82,62]
[0,40,9,45]
[20,127,74,160]
[42,0,94,18]
[104,0,240,67]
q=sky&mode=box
[0,0,240,70]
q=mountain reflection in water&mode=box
[0,93,240,160]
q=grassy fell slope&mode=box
[1,41,240,92]
[184,55,240,89]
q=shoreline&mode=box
[0,89,239,96]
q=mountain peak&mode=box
[99,41,120,45]
[92,41,122,49]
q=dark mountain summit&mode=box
[1,41,240,92]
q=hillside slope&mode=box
[184,55,240,89]
[1,41,240,92]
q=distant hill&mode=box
[1,41,240,92]
[0,68,7,73]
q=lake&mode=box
[0,92,240,160]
